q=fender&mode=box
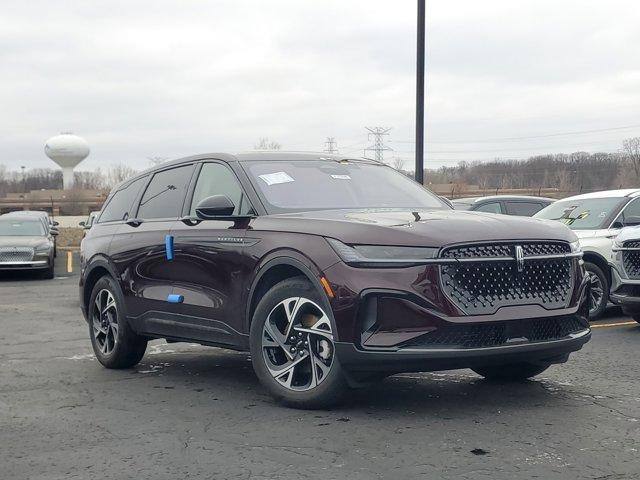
[79,254,121,320]
[243,252,338,338]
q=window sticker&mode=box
[258,172,294,186]
[331,174,351,180]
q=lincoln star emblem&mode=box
[515,245,525,273]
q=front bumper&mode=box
[336,329,591,373]
[0,260,49,270]
[609,263,640,312]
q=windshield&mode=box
[243,160,448,213]
[534,197,626,230]
[0,219,45,236]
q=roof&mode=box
[452,195,555,204]
[560,189,640,201]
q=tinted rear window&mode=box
[505,201,544,216]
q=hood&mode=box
[251,209,577,247]
[0,236,49,248]
[615,225,640,243]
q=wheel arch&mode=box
[82,257,119,318]
[582,250,611,284]
[244,255,335,336]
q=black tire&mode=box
[585,262,608,321]
[472,362,550,381]
[249,277,349,409]
[88,275,147,369]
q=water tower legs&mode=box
[62,168,75,190]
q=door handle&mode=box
[126,218,144,227]
[180,216,201,226]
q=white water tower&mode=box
[44,133,90,190]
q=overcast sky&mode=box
[2,0,640,172]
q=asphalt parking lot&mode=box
[1,261,639,480]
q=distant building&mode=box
[0,189,107,215]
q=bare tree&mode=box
[147,156,169,166]
[622,137,640,179]
[106,164,137,188]
[254,137,282,150]
[391,157,405,171]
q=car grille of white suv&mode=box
[622,240,640,279]
[0,247,35,263]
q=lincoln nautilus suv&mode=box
[80,152,591,408]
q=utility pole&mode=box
[364,127,392,162]
[415,0,426,184]
[324,137,338,154]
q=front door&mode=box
[168,161,256,345]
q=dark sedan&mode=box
[452,195,555,216]
[0,216,56,278]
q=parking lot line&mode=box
[67,251,73,273]
[590,321,637,329]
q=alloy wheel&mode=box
[261,297,334,392]
[588,273,604,316]
[92,289,118,355]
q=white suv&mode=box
[610,226,640,323]
[534,188,640,319]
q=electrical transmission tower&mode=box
[324,137,338,154]
[364,127,392,162]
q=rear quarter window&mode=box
[98,176,147,223]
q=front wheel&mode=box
[249,277,349,409]
[472,362,550,381]
[585,262,609,321]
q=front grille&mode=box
[440,242,573,315]
[0,247,35,263]
[403,317,586,349]
[622,240,640,279]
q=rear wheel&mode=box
[89,276,147,369]
[585,262,608,321]
[250,277,349,409]
[472,362,550,381]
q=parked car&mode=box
[452,195,555,216]
[609,226,640,323]
[80,152,590,408]
[4,210,59,256]
[0,215,56,278]
[534,189,640,320]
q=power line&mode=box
[323,137,338,154]
[364,127,392,162]
[394,123,640,145]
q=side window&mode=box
[137,165,194,220]
[190,163,254,216]
[618,198,640,227]
[475,202,503,214]
[505,201,543,216]
[98,176,147,223]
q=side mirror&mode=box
[195,195,235,219]
[52,221,59,226]
[79,221,85,227]
[624,216,640,227]
[50,228,59,236]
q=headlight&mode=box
[612,239,623,251]
[34,242,51,253]
[569,240,582,253]
[326,238,438,266]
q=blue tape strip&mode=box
[167,294,184,304]
[165,234,174,261]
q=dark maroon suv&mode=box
[80,152,591,408]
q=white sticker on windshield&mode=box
[258,172,294,186]
[331,174,351,180]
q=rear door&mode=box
[168,161,257,344]
[109,164,196,323]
